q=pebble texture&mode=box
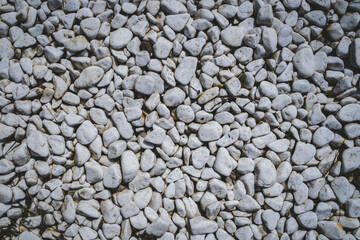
[0,0,360,239]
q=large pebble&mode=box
[293,48,315,77]
[74,66,104,88]
[26,131,49,157]
[198,121,222,142]
[121,150,139,183]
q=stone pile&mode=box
[0,0,360,239]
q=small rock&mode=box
[198,121,222,142]
[190,216,218,235]
[175,57,197,85]
[342,147,360,173]
[292,142,316,165]
[76,120,98,145]
[26,131,49,157]
[74,66,105,88]
[110,28,133,49]
[214,147,237,176]
[293,47,315,77]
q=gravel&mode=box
[0,0,360,239]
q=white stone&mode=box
[121,150,139,183]
[175,57,197,85]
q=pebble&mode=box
[342,147,360,173]
[190,216,218,234]
[74,66,105,88]
[76,120,98,145]
[0,184,12,203]
[337,104,360,122]
[26,131,49,157]
[121,150,139,183]
[110,28,133,50]
[198,121,222,142]
[293,48,315,77]
[175,57,197,85]
[221,26,244,47]
[80,18,100,39]
[318,221,346,239]
[292,142,316,165]
[214,147,237,176]
[255,158,277,187]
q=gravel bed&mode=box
[0,0,360,239]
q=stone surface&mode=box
[1,1,360,239]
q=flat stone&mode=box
[160,0,187,14]
[61,195,76,224]
[350,38,360,69]
[64,35,88,52]
[153,37,173,59]
[145,216,169,237]
[0,184,12,203]
[346,198,360,218]
[104,164,122,189]
[297,211,318,229]
[267,139,290,152]
[163,87,186,107]
[111,112,134,140]
[312,127,334,147]
[85,161,103,183]
[16,231,41,240]
[80,18,100,39]
[184,38,206,56]
[145,128,166,145]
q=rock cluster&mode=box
[0,0,360,239]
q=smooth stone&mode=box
[198,121,222,142]
[76,120,98,145]
[190,216,218,235]
[0,123,15,140]
[292,142,316,165]
[103,164,122,189]
[342,147,360,173]
[318,221,346,239]
[221,26,245,47]
[121,150,139,183]
[337,104,360,122]
[293,48,315,78]
[64,35,88,52]
[255,158,277,187]
[214,147,237,177]
[61,195,76,224]
[74,66,104,88]
[175,57,197,85]
[26,131,49,157]
[110,28,133,49]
